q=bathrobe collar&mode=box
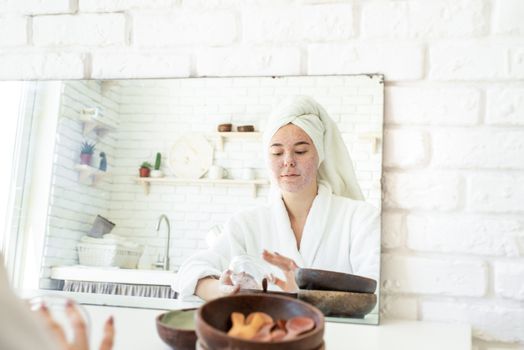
[270,182,332,267]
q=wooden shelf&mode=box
[209,132,262,150]
[134,177,269,197]
[75,164,110,186]
[79,110,117,137]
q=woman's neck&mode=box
[282,182,318,248]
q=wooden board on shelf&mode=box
[134,176,269,197]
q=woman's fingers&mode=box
[219,269,241,296]
[262,250,298,271]
[219,269,233,285]
[65,300,89,350]
[262,251,299,292]
[37,305,68,348]
[99,316,115,350]
[275,252,299,270]
[219,283,240,296]
[34,301,113,350]
[270,276,288,291]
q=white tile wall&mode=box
[40,81,118,287]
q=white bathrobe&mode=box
[173,183,380,299]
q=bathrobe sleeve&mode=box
[171,217,248,299]
[349,202,381,281]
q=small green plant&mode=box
[140,162,152,169]
[154,152,161,170]
[81,141,96,155]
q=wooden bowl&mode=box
[237,125,255,132]
[156,309,198,350]
[195,294,324,350]
[217,123,232,132]
[295,268,377,294]
[298,290,377,318]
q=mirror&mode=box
[4,75,383,325]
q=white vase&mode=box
[150,170,164,178]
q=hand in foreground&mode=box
[262,250,299,292]
[37,300,114,350]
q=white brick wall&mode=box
[383,129,428,168]
[133,10,236,47]
[0,52,84,79]
[432,129,524,169]
[406,215,524,257]
[362,0,488,39]
[492,0,524,35]
[40,81,119,285]
[91,51,191,78]
[486,87,524,125]
[308,43,424,80]
[0,16,27,46]
[467,174,524,213]
[2,0,524,348]
[33,14,126,47]
[381,255,487,297]
[242,4,355,43]
[7,0,76,15]
[494,261,524,300]
[421,300,524,343]
[384,172,461,211]
[386,87,481,125]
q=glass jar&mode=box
[229,255,272,290]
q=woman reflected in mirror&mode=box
[173,95,380,301]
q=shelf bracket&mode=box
[359,133,382,154]
[82,121,97,137]
[216,136,224,151]
[78,171,92,184]
[141,180,150,195]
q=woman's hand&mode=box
[218,269,241,296]
[195,271,240,301]
[37,300,114,350]
[262,250,299,292]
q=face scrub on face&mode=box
[268,124,319,194]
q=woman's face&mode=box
[268,124,319,194]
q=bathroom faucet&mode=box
[153,214,171,271]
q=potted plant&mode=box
[139,162,152,177]
[150,152,164,178]
[80,141,96,166]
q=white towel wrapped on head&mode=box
[263,95,364,200]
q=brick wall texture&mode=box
[1,1,523,348]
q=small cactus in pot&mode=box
[80,141,96,166]
[139,161,152,178]
[150,152,164,178]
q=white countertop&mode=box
[20,289,471,349]
[84,304,471,350]
[51,265,176,285]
